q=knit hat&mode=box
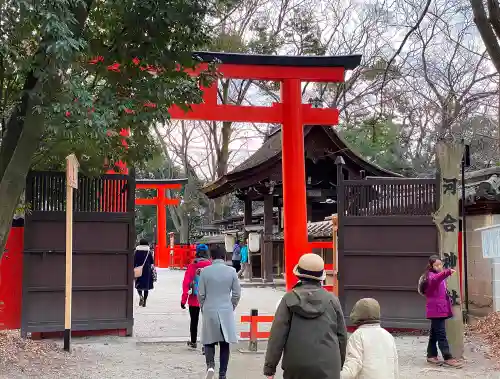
[350,298,381,325]
[196,244,209,258]
[293,253,326,281]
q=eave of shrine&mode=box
[201,126,401,200]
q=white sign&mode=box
[66,154,79,189]
[476,224,500,259]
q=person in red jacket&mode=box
[182,244,212,349]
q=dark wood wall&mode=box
[337,177,439,329]
[22,172,136,336]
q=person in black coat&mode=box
[134,239,154,307]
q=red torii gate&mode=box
[170,52,361,290]
[135,179,187,267]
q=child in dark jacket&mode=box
[421,255,463,368]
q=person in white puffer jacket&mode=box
[341,298,399,379]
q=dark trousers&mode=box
[427,318,452,360]
[205,341,230,377]
[137,289,149,300]
[232,260,241,273]
[188,306,200,344]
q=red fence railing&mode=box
[168,244,196,269]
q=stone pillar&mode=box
[433,141,464,359]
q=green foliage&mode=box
[1,0,220,174]
[340,118,411,175]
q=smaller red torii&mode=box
[136,178,188,267]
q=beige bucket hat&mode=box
[293,253,326,281]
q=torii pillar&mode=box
[170,52,361,290]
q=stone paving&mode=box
[3,269,499,378]
[133,268,283,342]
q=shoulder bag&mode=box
[134,251,150,278]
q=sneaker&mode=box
[186,341,197,349]
[427,357,442,365]
[444,359,464,368]
[205,368,215,379]
[139,296,144,307]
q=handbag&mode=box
[134,251,150,278]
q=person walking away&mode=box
[232,240,241,273]
[418,255,463,368]
[264,253,348,379]
[134,239,154,307]
[238,239,249,279]
[341,298,399,379]
[181,244,212,349]
[198,245,241,379]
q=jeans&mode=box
[205,341,230,377]
[188,306,200,344]
[427,318,452,360]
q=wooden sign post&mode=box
[433,141,464,359]
[332,215,339,296]
[64,154,79,352]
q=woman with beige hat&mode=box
[263,253,348,379]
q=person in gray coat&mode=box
[198,245,241,379]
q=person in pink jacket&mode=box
[182,244,212,349]
[419,255,463,368]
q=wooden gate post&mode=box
[64,154,79,352]
[433,141,464,359]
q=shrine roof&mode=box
[202,126,401,199]
[463,167,500,205]
[193,51,362,69]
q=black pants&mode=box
[205,341,230,377]
[137,289,149,300]
[188,306,200,344]
[427,318,452,360]
[232,260,241,273]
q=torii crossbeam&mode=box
[170,52,362,290]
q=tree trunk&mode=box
[0,99,45,260]
[433,141,464,359]
[179,214,189,244]
[470,0,500,74]
[0,0,93,260]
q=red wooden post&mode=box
[281,79,308,290]
[157,187,167,268]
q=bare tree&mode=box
[389,0,498,172]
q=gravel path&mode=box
[1,269,498,378]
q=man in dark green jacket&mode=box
[263,253,347,379]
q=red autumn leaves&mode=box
[65,56,159,118]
